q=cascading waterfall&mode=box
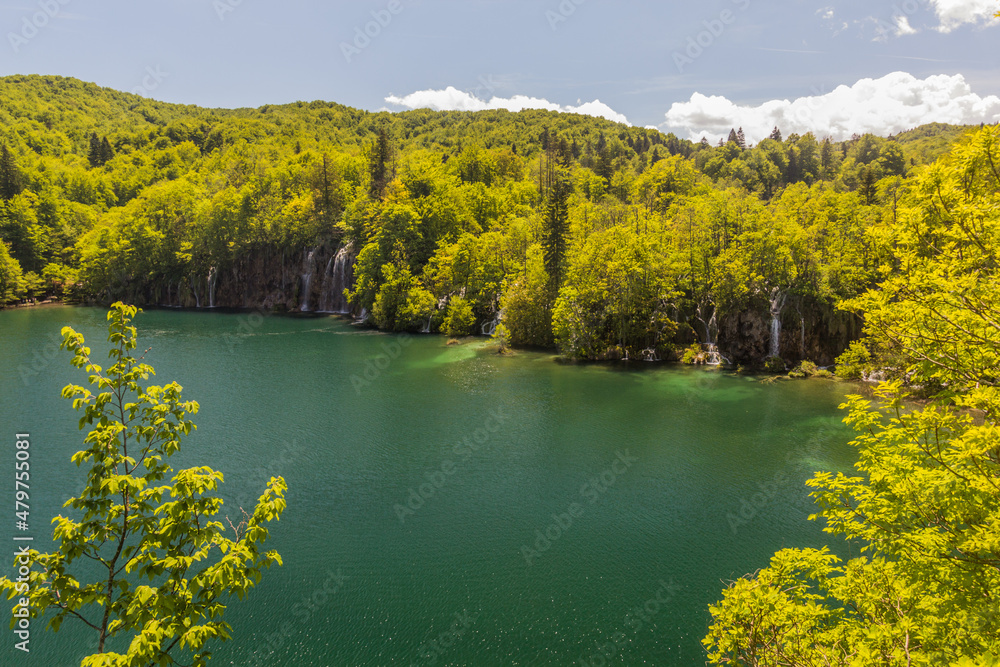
[318,245,353,313]
[300,248,317,312]
[481,310,503,336]
[421,315,432,334]
[318,257,335,311]
[207,267,217,309]
[696,304,729,365]
[769,288,787,358]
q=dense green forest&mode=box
[0,74,990,366]
[4,75,1000,665]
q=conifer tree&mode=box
[88,132,102,168]
[100,136,114,165]
[368,128,393,200]
[0,143,22,200]
[542,168,571,288]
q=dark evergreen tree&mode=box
[727,128,739,145]
[858,165,878,205]
[736,127,747,150]
[769,126,782,142]
[314,154,342,224]
[0,144,22,200]
[100,137,114,165]
[88,132,102,168]
[368,128,393,200]
[542,168,571,288]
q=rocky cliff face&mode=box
[133,242,356,314]
[717,297,861,367]
[113,249,858,367]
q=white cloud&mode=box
[385,87,630,125]
[894,15,918,36]
[927,0,999,32]
[817,7,834,20]
[662,72,1000,144]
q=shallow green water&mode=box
[0,306,859,666]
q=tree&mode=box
[542,167,571,288]
[769,126,782,142]
[0,143,22,200]
[101,137,115,165]
[88,133,103,169]
[1,303,287,666]
[368,128,393,200]
[443,296,476,336]
[0,240,24,302]
[703,127,1000,666]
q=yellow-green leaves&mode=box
[705,127,1000,666]
[0,303,286,667]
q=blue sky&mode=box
[2,0,998,142]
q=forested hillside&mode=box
[0,74,989,366]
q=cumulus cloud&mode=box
[384,87,630,125]
[662,72,1000,144]
[894,15,918,35]
[927,0,1000,32]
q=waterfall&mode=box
[769,288,787,358]
[481,310,502,336]
[421,315,432,334]
[695,303,728,365]
[191,276,201,309]
[318,244,353,313]
[207,267,217,309]
[300,248,317,312]
[318,257,335,312]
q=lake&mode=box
[0,306,859,666]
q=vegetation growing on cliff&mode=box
[0,74,989,364]
[704,126,1000,666]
